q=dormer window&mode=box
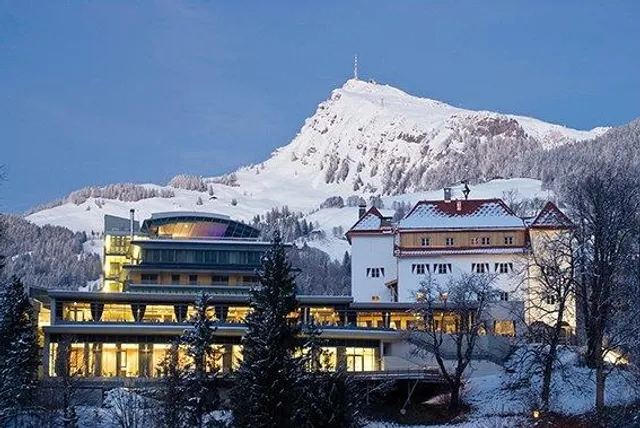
[445,237,455,246]
[420,237,430,247]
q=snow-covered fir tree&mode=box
[298,325,364,428]
[0,276,40,422]
[180,292,220,427]
[0,215,101,291]
[230,232,303,427]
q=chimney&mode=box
[444,188,452,203]
[456,200,462,211]
[358,203,367,219]
[129,209,135,240]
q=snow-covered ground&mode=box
[34,348,636,428]
[367,347,640,427]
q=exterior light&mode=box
[532,408,540,419]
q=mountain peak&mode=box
[233,79,607,199]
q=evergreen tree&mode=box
[155,343,189,428]
[0,276,40,421]
[298,325,364,428]
[180,292,220,427]
[230,232,303,427]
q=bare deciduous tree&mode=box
[522,228,576,412]
[564,165,640,412]
[409,273,498,413]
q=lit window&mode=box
[481,237,491,246]
[494,319,516,337]
[420,237,430,247]
[445,237,455,246]
[504,236,514,245]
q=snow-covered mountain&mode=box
[233,79,606,197]
[26,79,605,260]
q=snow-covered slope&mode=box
[233,79,606,197]
[28,178,548,261]
[27,79,599,259]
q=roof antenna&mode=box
[354,54,358,80]
[462,180,471,200]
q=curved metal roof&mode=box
[140,211,260,239]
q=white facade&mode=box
[396,252,528,302]
[350,233,397,302]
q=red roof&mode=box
[406,198,516,217]
[399,198,524,230]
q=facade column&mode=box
[346,310,357,327]
[42,334,50,378]
[139,344,152,377]
[116,344,123,377]
[336,346,347,370]
[83,343,90,376]
[222,345,233,373]
[92,344,102,377]
[383,311,390,328]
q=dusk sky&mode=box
[2,1,639,213]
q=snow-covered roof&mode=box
[530,202,572,229]
[399,199,524,230]
[348,207,390,232]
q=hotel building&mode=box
[31,192,572,381]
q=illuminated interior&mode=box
[430,312,461,333]
[47,342,379,376]
[494,319,516,336]
[155,221,229,239]
[345,347,377,372]
[309,307,340,325]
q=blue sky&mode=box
[1,1,639,213]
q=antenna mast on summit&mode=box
[354,55,358,80]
